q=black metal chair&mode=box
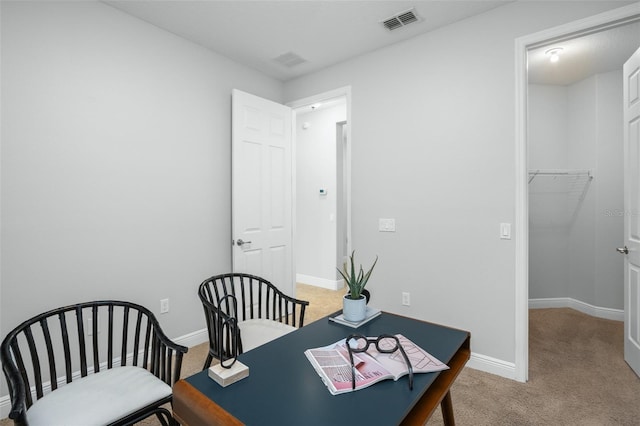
[1,300,188,426]
[198,273,309,370]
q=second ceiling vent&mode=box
[381,8,420,31]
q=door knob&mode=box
[236,239,252,247]
[616,246,629,254]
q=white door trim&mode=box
[514,3,640,383]
[287,86,353,274]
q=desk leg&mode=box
[400,335,469,426]
[440,391,455,426]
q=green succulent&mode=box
[338,251,378,300]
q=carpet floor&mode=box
[427,308,640,425]
[2,286,638,425]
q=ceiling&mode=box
[104,1,639,85]
[104,0,512,81]
[528,20,640,86]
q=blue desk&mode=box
[173,312,470,426]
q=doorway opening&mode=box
[515,4,640,382]
[526,23,636,318]
[288,87,352,294]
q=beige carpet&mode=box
[2,289,638,425]
[427,308,640,425]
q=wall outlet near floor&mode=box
[402,292,410,306]
[160,298,170,314]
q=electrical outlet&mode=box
[160,299,169,314]
[402,292,410,306]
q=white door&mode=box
[623,47,640,378]
[231,89,294,295]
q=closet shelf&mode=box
[528,169,593,184]
[528,169,594,226]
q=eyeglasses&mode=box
[345,333,414,390]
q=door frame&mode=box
[514,3,640,382]
[287,86,353,289]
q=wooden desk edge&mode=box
[173,379,244,426]
[400,334,471,426]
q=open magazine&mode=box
[304,334,449,395]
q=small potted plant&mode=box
[337,251,378,322]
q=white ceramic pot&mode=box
[343,295,367,322]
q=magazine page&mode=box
[304,339,394,395]
[305,334,449,395]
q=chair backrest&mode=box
[1,300,186,424]
[198,273,308,358]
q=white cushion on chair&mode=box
[27,366,171,426]
[238,319,296,352]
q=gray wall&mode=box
[529,71,624,310]
[283,1,627,365]
[528,85,570,299]
[1,0,282,396]
[595,71,625,309]
[567,71,624,309]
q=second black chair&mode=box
[1,300,187,426]
[198,273,309,370]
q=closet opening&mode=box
[526,20,639,377]
[527,23,637,319]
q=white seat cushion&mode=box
[238,319,296,352]
[27,366,171,426]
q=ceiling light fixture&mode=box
[545,47,564,63]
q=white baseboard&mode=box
[173,327,208,348]
[296,273,344,291]
[0,328,210,419]
[467,352,518,381]
[529,297,623,321]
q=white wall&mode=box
[568,71,624,310]
[595,70,625,310]
[295,103,346,288]
[528,70,624,312]
[1,0,282,398]
[528,85,570,300]
[283,1,627,372]
[567,76,599,305]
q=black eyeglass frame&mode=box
[345,333,414,390]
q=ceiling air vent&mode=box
[381,8,420,31]
[273,51,307,68]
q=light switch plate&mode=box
[379,218,396,232]
[500,223,511,240]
